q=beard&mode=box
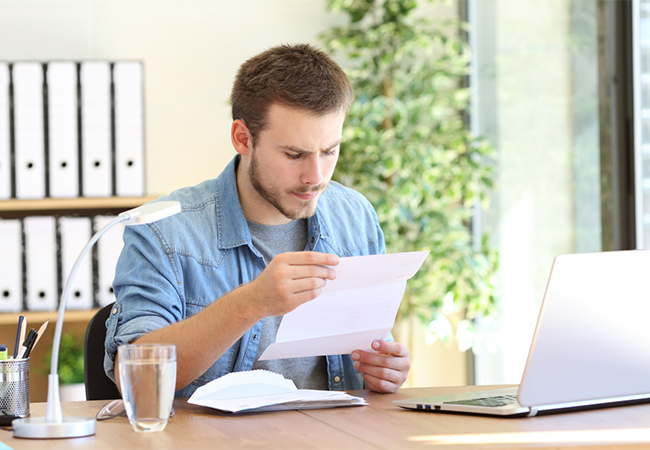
[248,151,328,220]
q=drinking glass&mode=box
[118,343,176,433]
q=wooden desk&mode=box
[2,385,650,449]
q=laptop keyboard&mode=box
[444,394,519,408]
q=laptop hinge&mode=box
[527,407,539,417]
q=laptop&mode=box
[393,250,650,417]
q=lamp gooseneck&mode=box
[12,201,181,439]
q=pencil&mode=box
[31,319,50,353]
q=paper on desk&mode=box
[187,370,367,413]
[259,251,429,361]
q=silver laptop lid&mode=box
[518,250,650,407]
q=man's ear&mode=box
[231,119,254,156]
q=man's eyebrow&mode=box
[279,140,342,154]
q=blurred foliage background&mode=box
[321,0,498,349]
[43,331,85,385]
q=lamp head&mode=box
[119,201,181,225]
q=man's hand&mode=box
[247,251,339,317]
[351,340,410,393]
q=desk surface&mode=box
[2,385,650,449]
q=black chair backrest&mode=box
[84,302,121,400]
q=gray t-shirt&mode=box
[248,219,329,390]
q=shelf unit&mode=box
[0,196,157,217]
[0,195,157,402]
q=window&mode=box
[634,0,650,248]
[468,0,605,383]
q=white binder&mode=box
[48,62,79,198]
[113,61,145,197]
[24,216,58,311]
[59,216,93,310]
[80,61,112,197]
[13,62,46,200]
[94,215,125,307]
[0,63,10,200]
[0,219,23,313]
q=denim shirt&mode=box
[104,156,386,397]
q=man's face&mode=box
[244,103,344,224]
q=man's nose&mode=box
[301,156,324,186]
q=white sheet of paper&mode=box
[259,251,429,360]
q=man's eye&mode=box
[286,153,301,160]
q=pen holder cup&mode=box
[0,358,29,418]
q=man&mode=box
[104,44,410,396]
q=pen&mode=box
[31,319,49,354]
[0,345,6,401]
[17,329,37,359]
[13,315,25,359]
[19,317,26,355]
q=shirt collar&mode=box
[215,156,252,249]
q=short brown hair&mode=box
[230,43,353,145]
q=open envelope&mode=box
[188,370,368,413]
[259,251,429,361]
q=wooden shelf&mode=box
[0,196,159,219]
[0,308,99,325]
[0,196,158,214]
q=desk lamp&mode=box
[12,201,181,439]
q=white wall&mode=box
[0,0,344,195]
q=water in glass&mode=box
[118,344,176,433]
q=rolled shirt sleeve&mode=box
[103,222,184,383]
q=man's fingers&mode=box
[292,276,329,294]
[351,340,411,394]
[371,340,409,358]
[291,264,337,281]
[361,372,400,394]
[290,288,325,305]
[352,351,394,371]
[276,251,340,267]
[271,253,338,282]
[352,342,410,370]
[353,360,403,385]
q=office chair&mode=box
[84,302,121,400]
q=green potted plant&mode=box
[42,331,85,401]
[321,0,498,350]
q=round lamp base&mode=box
[12,416,96,439]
